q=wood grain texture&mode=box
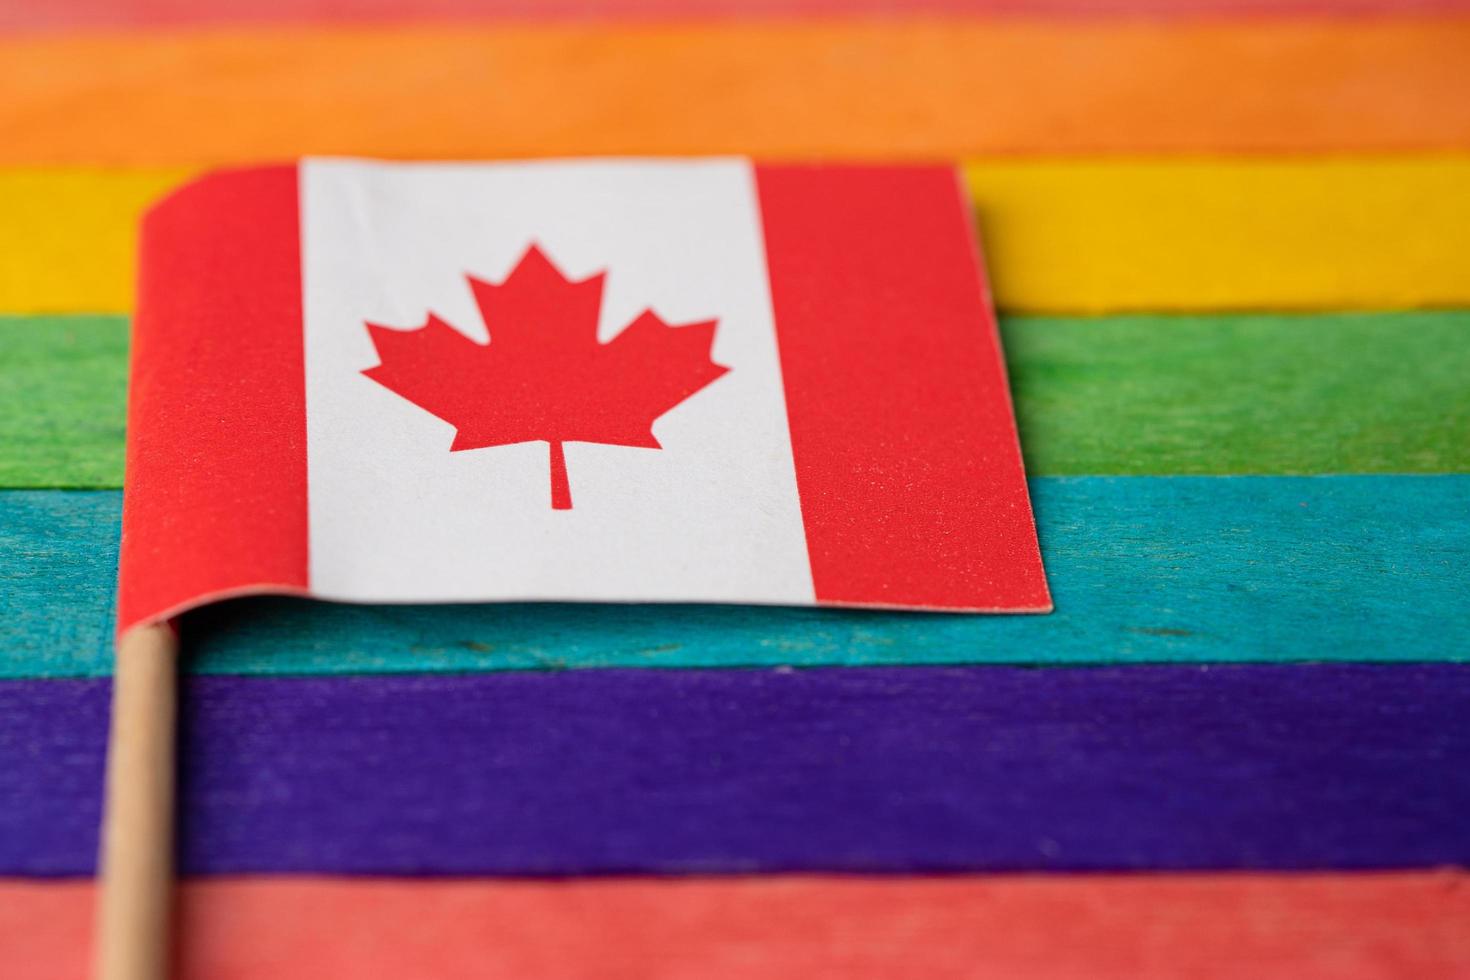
[4,873,1468,980]
[4,312,1466,489]
[4,664,1469,874]
[0,316,127,488]
[2,476,1466,678]
[1005,311,1470,475]
[3,21,1470,168]
[7,159,1470,314]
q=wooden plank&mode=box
[1004,310,1470,475]
[4,872,1467,980]
[2,21,1469,168]
[4,664,1469,874]
[964,157,1470,312]
[2,476,1466,678]
[5,312,1466,489]
[6,159,1470,313]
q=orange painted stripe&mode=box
[4,873,1467,979]
[2,20,1469,165]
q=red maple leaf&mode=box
[362,244,729,509]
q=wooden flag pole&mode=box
[94,623,179,980]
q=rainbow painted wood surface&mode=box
[1,1,1468,977]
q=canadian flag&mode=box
[118,159,1049,630]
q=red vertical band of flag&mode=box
[117,165,309,633]
[756,165,1050,611]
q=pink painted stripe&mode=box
[8,0,1470,33]
[756,164,1049,612]
[118,166,309,633]
[4,873,1468,980]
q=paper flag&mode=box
[117,159,1049,630]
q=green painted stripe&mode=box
[2,476,1467,678]
[0,315,127,488]
[1006,310,1470,476]
[3,310,1467,488]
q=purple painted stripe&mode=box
[3,665,1468,876]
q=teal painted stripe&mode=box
[4,475,1466,678]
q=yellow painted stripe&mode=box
[0,169,192,315]
[963,155,1470,312]
[4,157,1469,314]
